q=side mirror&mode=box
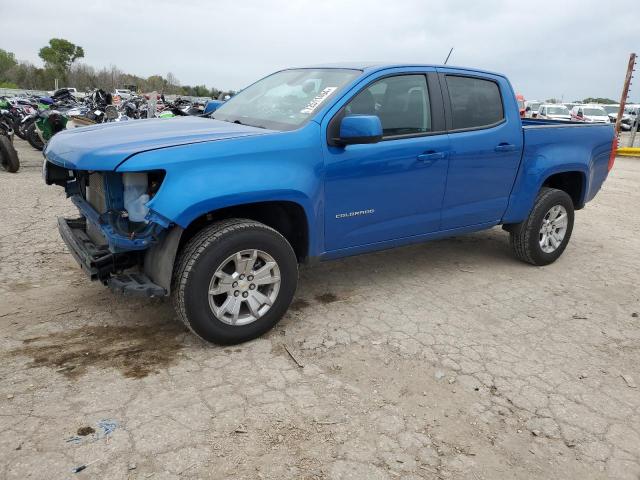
[525,106,531,112]
[337,115,382,145]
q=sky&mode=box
[0,0,637,101]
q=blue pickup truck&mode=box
[43,63,616,344]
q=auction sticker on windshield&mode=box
[300,87,337,114]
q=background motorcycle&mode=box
[0,109,20,172]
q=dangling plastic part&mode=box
[123,173,150,222]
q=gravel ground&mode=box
[1,137,639,480]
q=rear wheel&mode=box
[172,219,298,344]
[509,187,574,266]
[0,136,19,173]
[26,123,44,151]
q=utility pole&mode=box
[614,53,636,138]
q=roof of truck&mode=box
[303,62,505,78]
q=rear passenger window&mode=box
[445,75,504,130]
[345,75,431,137]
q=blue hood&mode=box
[44,117,271,171]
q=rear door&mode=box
[437,69,523,229]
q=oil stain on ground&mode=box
[8,321,187,379]
[315,293,339,304]
[290,298,310,311]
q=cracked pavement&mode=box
[1,138,639,479]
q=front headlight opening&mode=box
[123,173,150,223]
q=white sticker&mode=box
[300,87,337,114]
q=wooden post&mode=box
[614,53,637,136]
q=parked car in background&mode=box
[570,105,609,123]
[524,100,541,118]
[516,93,526,117]
[537,104,571,121]
[623,105,640,131]
[43,63,616,344]
[114,88,133,100]
[598,104,638,130]
[601,104,620,123]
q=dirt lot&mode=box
[1,137,639,480]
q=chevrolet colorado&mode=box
[43,63,617,344]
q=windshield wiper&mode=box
[233,119,267,129]
[206,116,266,129]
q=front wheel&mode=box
[509,187,575,266]
[26,123,44,151]
[0,136,20,173]
[172,219,298,344]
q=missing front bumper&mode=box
[58,216,166,297]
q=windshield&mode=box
[212,68,361,131]
[602,105,618,114]
[584,107,606,116]
[547,106,569,115]
[528,102,541,111]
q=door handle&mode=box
[494,143,517,152]
[417,151,447,163]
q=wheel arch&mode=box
[144,199,311,295]
[541,170,587,209]
[178,199,310,262]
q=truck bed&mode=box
[515,119,614,215]
[521,118,610,128]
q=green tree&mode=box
[582,97,617,104]
[190,84,209,97]
[38,38,84,78]
[0,49,18,79]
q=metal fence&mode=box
[0,87,49,97]
[1,88,212,104]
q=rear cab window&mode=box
[445,75,504,130]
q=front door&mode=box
[323,73,450,251]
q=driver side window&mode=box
[345,75,431,137]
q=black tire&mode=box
[26,123,44,151]
[0,136,20,173]
[509,187,574,266]
[18,118,34,140]
[172,219,298,344]
[15,120,27,139]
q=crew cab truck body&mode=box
[43,63,616,344]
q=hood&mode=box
[548,114,571,121]
[584,115,609,122]
[44,116,272,171]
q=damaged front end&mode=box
[45,160,173,296]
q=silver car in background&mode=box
[537,104,571,121]
[570,105,609,123]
